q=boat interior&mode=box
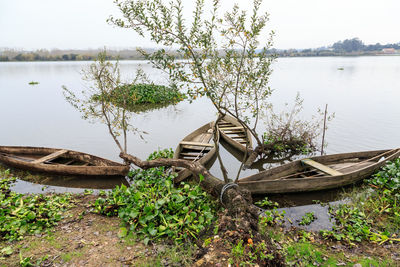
[218,119,248,146]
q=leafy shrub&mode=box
[0,171,73,241]
[93,149,217,244]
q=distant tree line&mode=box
[0,48,149,62]
[276,38,400,57]
[1,38,399,61]
[331,38,400,52]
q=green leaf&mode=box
[117,227,128,238]
[1,246,13,256]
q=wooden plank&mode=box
[179,141,214,147]
[180,152,204,157]
[64,159,75,165]
[301,158,342,176]
[32,149,68,164]
[181,146,211,152]
[224,129,245,133]
[219,126,244,130]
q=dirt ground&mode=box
[0,195,192,267]
[1,194,399,267]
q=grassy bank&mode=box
[1,155,399,266]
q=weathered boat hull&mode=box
[0,146,129,177]
[173,122,219,183]
[218,115,252,154]
[238,149,400,194]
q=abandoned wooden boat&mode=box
[0,146,130,177]
[218,115,253,154]
[173,121,219,183]
[238,148,400,194]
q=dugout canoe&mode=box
[0,146,130,177]
[173,121,219,183]
[217,115,253,154]
[238,148,400,194]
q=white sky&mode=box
[1,0,399,50]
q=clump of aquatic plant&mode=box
[298,212,316,226]
[92,81,186,113]
[109,83,186,109]
[255,197,279,209]
[320,158,400,245]
[258,198,285,227]
[93,149,218,244]
[0,170,73,241]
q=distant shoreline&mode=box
[0,51,399,62]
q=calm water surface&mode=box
[1,57,400,207]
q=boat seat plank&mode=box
[231,136,246,139]
[180,152,204,157]
[301,158,342,176]
[32,149,68,164]
[179,141,214,147]
[219,126,244,130]
[224,129,245,133]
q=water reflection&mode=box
[1,164,129,190]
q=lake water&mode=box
[1,56,400,199]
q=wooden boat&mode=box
[238,148,400,194]
[173,121,219,183]
[218,115,252,154]
[0,146,129,177]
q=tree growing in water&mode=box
[109,0,328,172]
[62,51,148,155]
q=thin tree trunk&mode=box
[214,115,229,183]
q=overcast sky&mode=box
[1,0,399,50]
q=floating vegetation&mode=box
[320,157,400,245]
[28,81,39,85]
[298,212,316,226]
[93,83,187,113]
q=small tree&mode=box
[62,50,147,155]
[110,0,326,172]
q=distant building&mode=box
[382,48,396,54]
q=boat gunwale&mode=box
[238,148,400,194]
